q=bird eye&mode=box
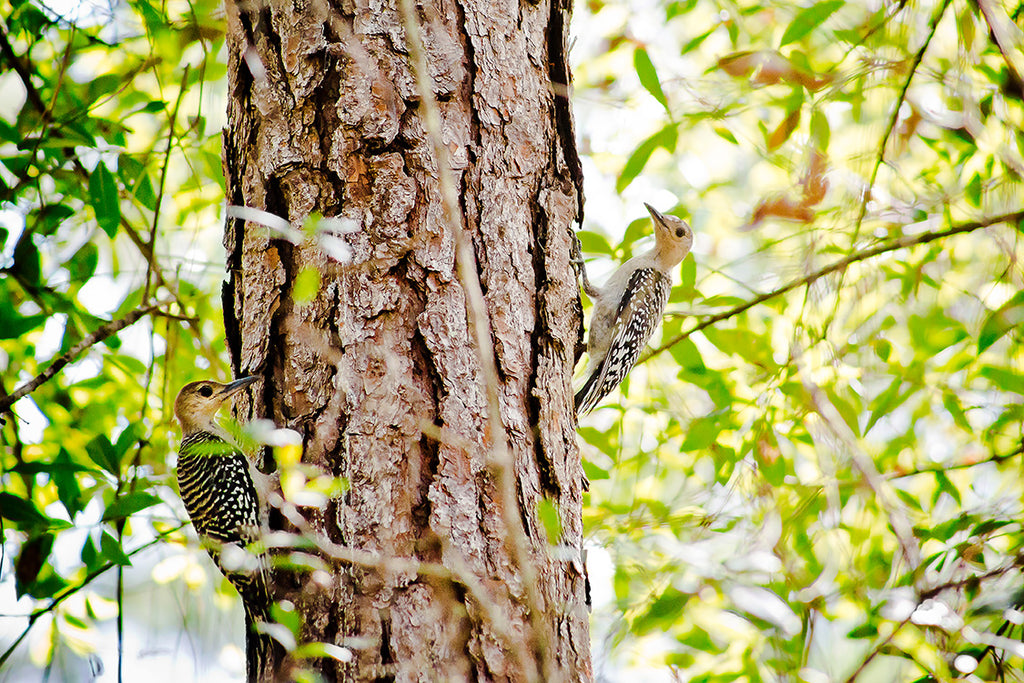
[199,385,214,398]
[676,228,685,238]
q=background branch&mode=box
[644,210,1024,362]
[0,299,172,415]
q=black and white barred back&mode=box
[177,430,261,545]
[575,267,671,414]
[177,430,271,680]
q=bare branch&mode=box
[644,210,1024,362]
[887,443,1024,481]
[850,0,951,245]
[0,523,186,669]
[976,0,1024,100]
[0,299,172,415]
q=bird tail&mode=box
[233,557,275,683]
[243,599,275,683]
[574,359,605,414]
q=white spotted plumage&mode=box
[575,204,693,413]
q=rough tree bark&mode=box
[221,0,589,680]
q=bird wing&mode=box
[575,268,670,413]
[177,432,262,546]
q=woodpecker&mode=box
[174,376,271,682]
[575,203,693,413]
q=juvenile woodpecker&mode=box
[575,203,693,413]
[174,376,271,682]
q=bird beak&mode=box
[645,203,668,226]
[219,376,259,397]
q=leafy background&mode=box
[1,0,1023,681]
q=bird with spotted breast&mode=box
[174,376,273,682]
[575,203,694,413]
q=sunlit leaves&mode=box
[576,0,1024,678]
[978,290,1024,352]
[102,492,163,522]
[617,124,677,192]
[779,0,845,47]
[633,47,669,112]
[88,163,121,238]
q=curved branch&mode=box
[644,210,1024,362]
[850,0,951,244]
[0,299,172,415]
[0,523,186,669]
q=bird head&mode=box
[174,376,258,434]
[646,203,693,266]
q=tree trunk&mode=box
[221,0,589,680]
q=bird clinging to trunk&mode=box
[575,203,694,413]
[173,376,273,682]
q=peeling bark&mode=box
[223,0,588,680]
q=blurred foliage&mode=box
[573,0,1024,681]
[0,0,240,678]
[1,0,1023,682]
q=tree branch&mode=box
[0,299,172,415]
[976,0,1024,100]
[643,210,1024,362]
[887,443,1024,481]
[850,0,950,245]
[0,523,186,669]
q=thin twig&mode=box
[919,555,1024,601]
[843,616,912,683]
[396,2,550,681]
[0,523,186,668]
[886,443,1024,481]
[849,0,950,246]
[144,65,191,303]
[644,209,1024,361]
[272,501,527,672]
[0,299,172,415]
[797,355,921,570]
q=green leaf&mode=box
[617,125,677,192]
[847,623,878,639]
[576,230,613,257]
[536,498,562,545]
[965,173,982,208]
[581,460,610,481]
[67,241,99,282]
[779,0,845,47]
[102,492,162,522]
[681,412,727,451]
[633,587,691,635]
[865,378,907,434]
[12,234,41,285]
[933,471,962,506]
[86,435,121,476]
[980,365,1024,394]
[293,266,321,304]
[100,530,131,566]
[0,306,47,340]
[114,422,143,459]
[52,448,86,518]
[634,47,669,110]
[810,108,830,150]
[33,203,74,235]
[978,290,1024,352]
[0,492,50,528]
[88,163,121,238]
[713,126,738,145]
